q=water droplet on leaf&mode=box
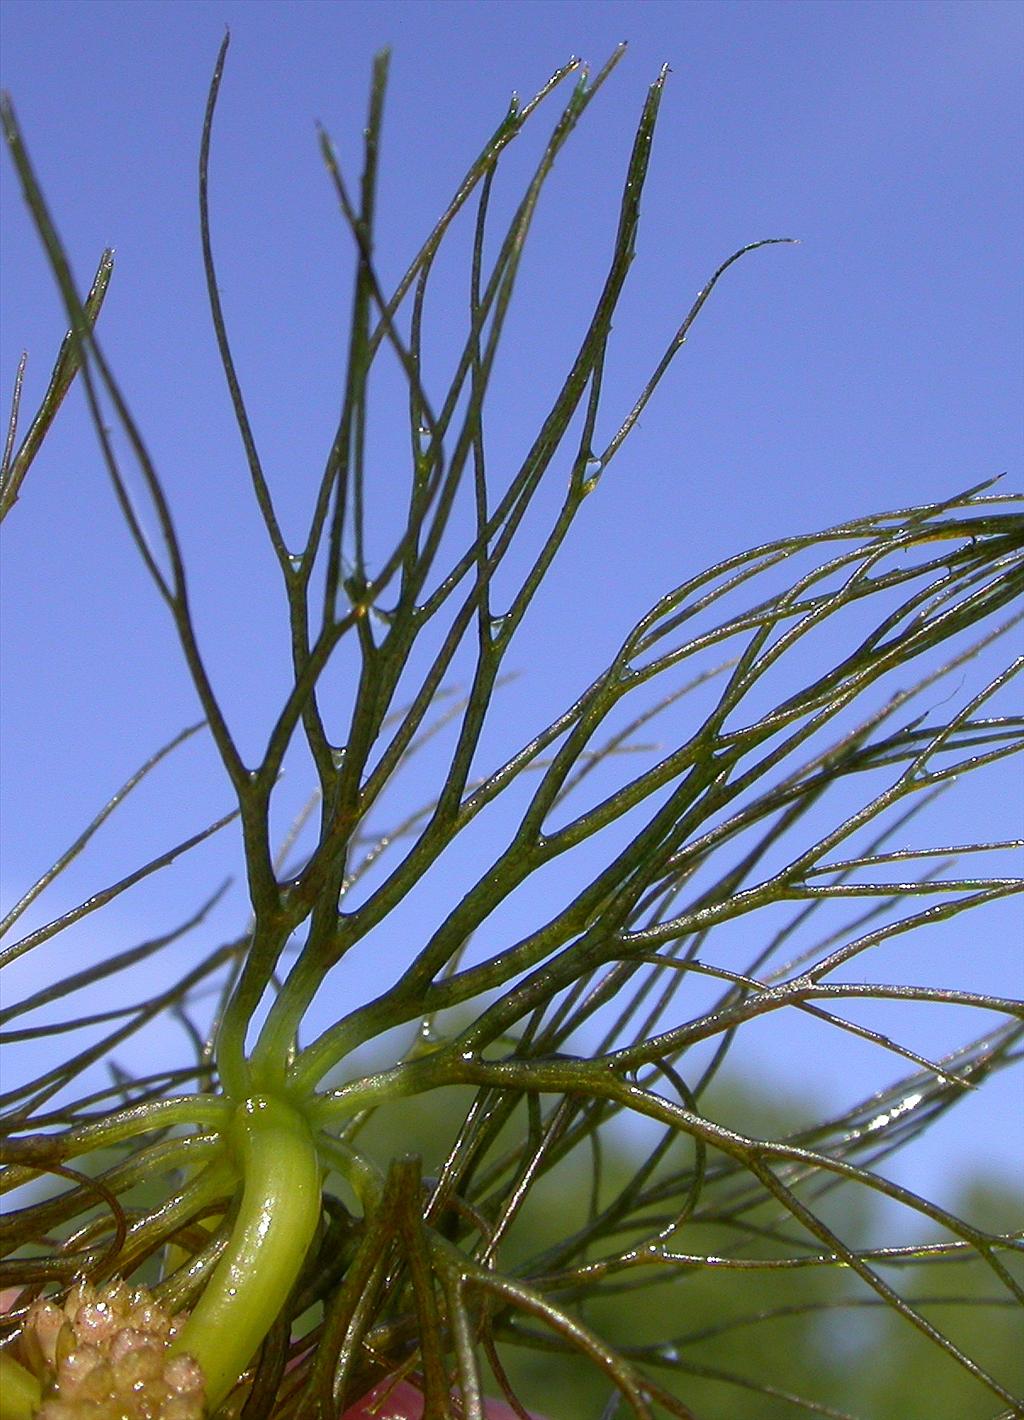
[581,456,604,494]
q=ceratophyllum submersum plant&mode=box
[1,35,1022,1420]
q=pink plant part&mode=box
[340,1376,549,1420]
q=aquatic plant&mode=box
[2,36,1021,1420]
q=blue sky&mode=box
[1,0,1021,1214]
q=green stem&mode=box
[0,1351,41,1420]
[306,1054,448,1130]
[169,1094,322,1411]
[315,1131,384,1213]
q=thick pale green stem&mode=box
[169,1094,321,1410]
[0,1351,41,1420]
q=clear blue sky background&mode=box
[1,0,1021,1219]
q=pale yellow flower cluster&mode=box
[15,1280,205,1420]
